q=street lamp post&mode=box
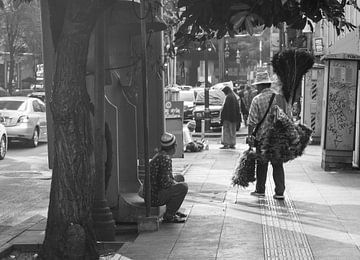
[204,49,210,132]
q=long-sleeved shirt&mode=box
[248,88,291,139]
[149,151,175,206]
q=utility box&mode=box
[165,101,184,158]
[321,53,360,170]
[302,63,325,144]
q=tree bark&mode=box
[40,1,104,259]
[8,52,15,95]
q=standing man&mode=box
[246,72,292,200]
[220,86,241,149]
[238,85,249,127]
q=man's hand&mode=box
[246,135,255,147]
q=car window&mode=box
[195,90,225,106]
[0,100,26,111]
[33,100,42,112]
[39,102,46,112]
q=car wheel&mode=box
[29,128,39,148]
[0,135,6,160]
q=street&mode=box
[0,142,50,232]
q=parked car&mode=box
[0,96,47,147]
[178,90,196,121]
[210,81,234,91]
[28,91,46,102]
[192,89,226,132]
[0,116,8,159]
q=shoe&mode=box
[162,215,186,223]
[220,146,229,149]
[273,194,285,200]
[250,191,265,197]
[176,212,187,218]
[229,146,236,149]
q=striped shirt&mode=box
[248,88,291,139]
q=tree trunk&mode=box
[40,1,103,259]
[8,52,15,95]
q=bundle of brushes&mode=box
[232,147,257,188]
[260,106,313,164]
[272,49,314,104]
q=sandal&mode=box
[162,215,186,223]
[176,212,187,218]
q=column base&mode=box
[321,149,353,171]
[92,199,115,241]
[137,216,159,232]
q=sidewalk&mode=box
[119,139,360,260]
[2,138,360,259]
[192,125,248,138]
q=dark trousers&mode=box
[255,159,285,196]
[158,182,188,217]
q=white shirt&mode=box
[183,126,193,147]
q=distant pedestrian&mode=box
[243,85,257,114]
[238,85,249,127]
[220,86,241,149]
[149,133,188,222]
[246,72,292,200]
[183,120,204,152]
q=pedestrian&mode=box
[220,86,241,149]
[183,120,205,152]
[246,71,292,200]
[149,133,188,222]
[243,85,257,115]
[238,85,249,127]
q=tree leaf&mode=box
[230,11,248,32]
[245,16,254,35]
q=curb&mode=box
[192,133,247,138]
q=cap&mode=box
[187,120,196,128]
[160,132,176,148]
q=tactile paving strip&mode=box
[259,177,314,260]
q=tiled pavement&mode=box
[1,136,360,259]
[119,139,360,260]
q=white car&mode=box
[0,96,47,147]
[0,117,8,159]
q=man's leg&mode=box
[272,162,285,197]
[158,183,188,219]
[254,160,268,194]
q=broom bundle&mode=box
[232,147,257,188]
[272,49,314,104]
[260,106,313,164]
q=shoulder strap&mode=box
[252,93,276,136]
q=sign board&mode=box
[165,101,184,158]
[165,101,183,119]
[313,38,324,56]
[325,60,358,150]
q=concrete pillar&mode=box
[321,53,360,170]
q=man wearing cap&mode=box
[149,132,188,223]
[246,71,292,200]
[183,120,204,152]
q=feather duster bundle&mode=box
[232,148,257,188]
[272,49,314,104]
[260,106,313,164]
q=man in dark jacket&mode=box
[220,86,241,149]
